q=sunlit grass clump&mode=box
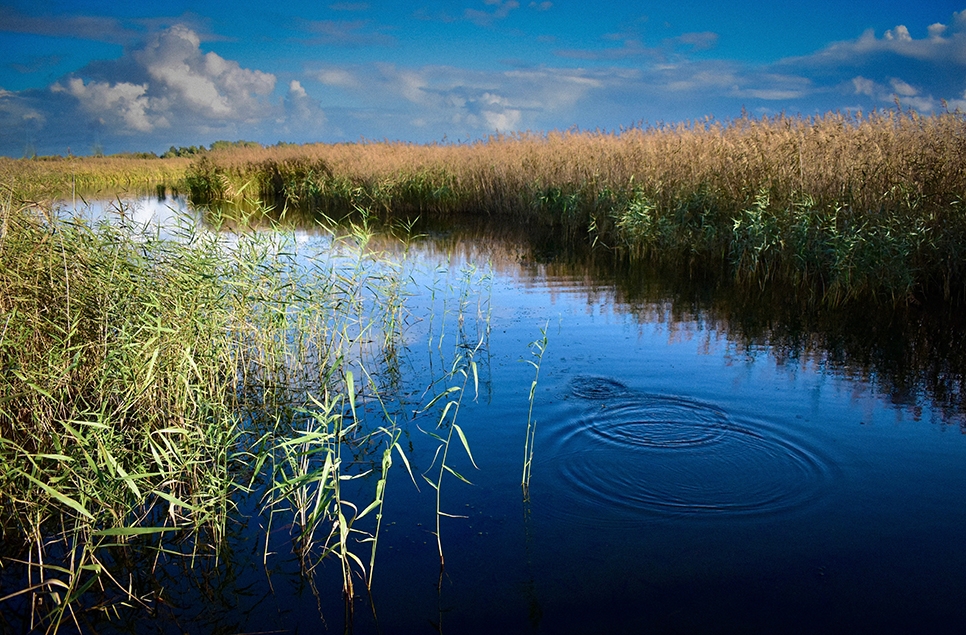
[0,155,190,200]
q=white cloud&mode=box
[884,25,912,42]
[34,24,282,144]
[310,62,602,137]
[135,25,275,121]
[889,78,918,97]
[0,89,47,132]
[802,14,966,64]
[847,74,942,112]
[289,79,308,99]
[420,67,591,130]
[769,11,966,113]
[928,23,947,40]
[53,77,158,132]
[376,64,429,103]
[280,80,326,133]
[2,23,297,153]
[315,68,362,89]
[852,76,875,96]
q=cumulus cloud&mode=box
[0,24,325,154]
[775,10,966,111]
[279,80,326,134]
[928,23,947,40]
[134,25,275,121]
[43,24,279,137]
[796,12,966,65]
[52,78,158,132]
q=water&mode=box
[58,190,192,231]
[23,198,966,633]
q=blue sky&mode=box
[1,1,964,156]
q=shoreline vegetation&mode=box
[6,110,963,306]
[181,110,966,306]
[0,195,425,631]
[0,155,191,200]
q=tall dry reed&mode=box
[0,155,190,200]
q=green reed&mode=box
[521,323,549,500]
[0,197,237,632]
[0,192,416,632]
[419,344,481,568]
[415,262,492,567]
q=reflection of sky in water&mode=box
[57,194,195,235]
[60,197,339,253]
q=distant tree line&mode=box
[160,140,264,158]
[15,140,274,161]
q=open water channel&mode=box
[35,193,966,634]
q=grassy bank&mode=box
[0,194,413,631]
[0,155,190,200]
[184,110,966,305]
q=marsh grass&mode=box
[182,110,966,305]
[0,193,415,631]
[0,155,190,201]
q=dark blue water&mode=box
[26,198,966,634]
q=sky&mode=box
[0,1,964,157]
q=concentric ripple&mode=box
[569,375,632,401]
[582,397,730,449]
[536,377,834,525]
